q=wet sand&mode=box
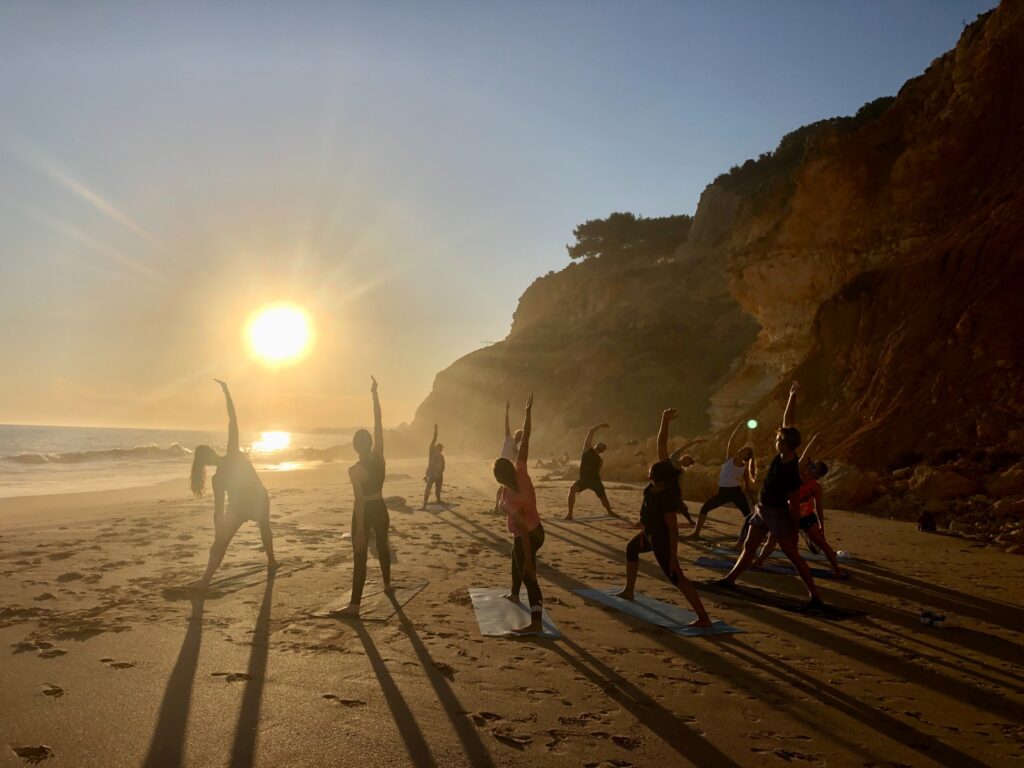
[1,456,1021,767]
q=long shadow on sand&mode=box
[389,598,497,768]
[229,573,275,768]
[352,620,437,768]
[141,596,205,768]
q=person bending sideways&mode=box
[690,420,756,544]
[716,381,826,612]
[493,394,546,633]
[421,424,445,509]
[189,379,278,591]
[566,422,613,520]
[336,376,392,617]
[615,408,712,627]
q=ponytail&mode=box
[190,445,219,497]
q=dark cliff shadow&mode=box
[229,572,275,768]
[141,596,206,768]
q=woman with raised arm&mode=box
[188,379,277,591]
[494,400,523,513]
[421,424,445,510]
[689,421,757,543]
[614,409,711,626]
[337,376,391,617]
[493,394,546,633]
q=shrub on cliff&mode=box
[566,211,692,262]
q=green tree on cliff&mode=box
[566,212,692,261]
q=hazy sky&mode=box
[0,1,994,430]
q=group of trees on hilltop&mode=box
[567,212,693,261]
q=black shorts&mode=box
[574,476,607,501]
[799,513,820,531]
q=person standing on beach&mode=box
[188,379,278,591]
[566,423,613,520]
[715,381,826,611]
[421,424,445,509]
[615,408,711,627]
[336,376,391,616]
[494,400,523,513]
[493,394,546,633]
[689,421,756,544]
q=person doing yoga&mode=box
[493,393,546,633]
[566,422,613,520]
[689,421,756,543]
[336,376,391,617]
[494,400,523,513]
[421,424,445,509]
[189,379,277,591]
[716,381,826,611]
[614,408,711,627]
[752,433,847,578]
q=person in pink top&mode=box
[493,393,545,634]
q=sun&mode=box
[245,303,314,366]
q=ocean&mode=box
[0,424,353,498]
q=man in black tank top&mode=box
[566,423,614,520]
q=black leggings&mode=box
[699,486,752,539]
[511,524,545,608]
[626,531,678,585]
[351,499,390,604]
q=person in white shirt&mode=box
[688,420,756,544]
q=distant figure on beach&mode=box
[615,408,711,627]
[494,400,523,513]
[188,379,277,591]
[566,423,613,520]
[689,421,756,544]
[753,434,847,578]
[493,393,546,633]
[715,381,826,611]
[421,424,445,509]
[336,376,391,617]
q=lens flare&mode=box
[747,419,759,429]
[245,303,314,366]
[251,431,291,453]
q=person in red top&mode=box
[493,393,546,634]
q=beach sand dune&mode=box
[1,457,1021,767]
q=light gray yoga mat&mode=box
[573,587,742,636]
[469,587,562,638]
[710,545,852,563]
[311,580,427,621]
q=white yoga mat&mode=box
[469,587,562,638]
[311,580,427,621]
[573,587,742,636]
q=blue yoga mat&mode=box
[696,556,841,579]
[573,588,742,636]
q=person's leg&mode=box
[752,534,778,568]
[720,521,768,584]
[689,489,727,538]
[596,485,614,517]
[257,494,278,569]
[776,534,822,603]
[565,483,579,520]
[650,536,710,626]
[615,533,647,599]
[339,512,369,615]
[807,525,845,577]
[512,526,545,633]
[506,537,523,601]
[373,504,392,589]
[195,513,245,589]
[434,475,443,503]
[422,480,431,510]
[730,488,753,546]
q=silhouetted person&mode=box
[421,424,445,509]
[566,423,613,519]
[690,420,756,544]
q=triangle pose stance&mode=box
[689,419,756,544]
[493,393,547,633]
[716,381,826,611]
[189,379,278,591]
[615,408,712,627]
[566,422,615,520]
[337,376,392,617]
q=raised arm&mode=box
[582,423,607,452]
[371,376,383,459]
[799,432,821,464]
[429,424,438,454]
[657,409,677,461]
[670,438,706,467]
[215,379,239,454]
[516,394,533,464]
[504,400,511,438]
[725,421,743,459]
[782,380,798,428]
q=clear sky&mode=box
[0,1,995,430]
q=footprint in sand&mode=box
[211,672,251,682]
[11,745,55,764]
[37,648,67,659]
[33,593,56,601]
[585,761,632,768]
[322,694,366,707]
[41,684,64,698]
[432,661,456,679]
[55,572,83,583]
[492,729,533,749]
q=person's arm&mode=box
[670,438,705,467]
[659,411,675,460]
[725,421,743,460]
[814,485,824,530]
[583,423,608,452]
[504,401,511,438]
[371,376,383,459]
[799,432,820,465]
[782,380,798,428]
[349,465,366,546]
[215,379,239,454]
[516,394,533,464]
[430,424,438,455]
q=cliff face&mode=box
[412,4,1024,521]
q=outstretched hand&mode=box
[525,393,534,410]
[371,375,378,395]
[505,400,510,411]
[214,378,228,392]
[662,408,678,422]
[790,380,800,396]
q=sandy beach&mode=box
[1,456,1021,768]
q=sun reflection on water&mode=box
[251,431,291,453]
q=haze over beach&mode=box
[2,2,1023,768]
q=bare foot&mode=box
[613,589,634,600]
[331,603,361,617]
[563,514,574,521]
[687,617,713,628]
[503,593,521,602]
[383,584,396,594]
[511,620,543,634]
[685,531,699,539]
[266,559,280,571]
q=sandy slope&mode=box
[1,456,1021,767]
